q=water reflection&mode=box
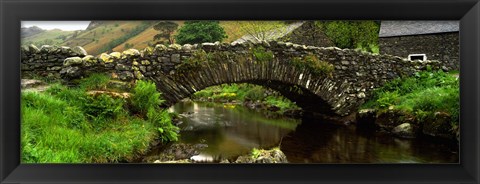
[281,118,459,163]
[167,102,458,163]
[170,101,300,159]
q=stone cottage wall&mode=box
[379,32,459,70]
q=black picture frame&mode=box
[1,0,479,183]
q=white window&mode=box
[408,54,427,61]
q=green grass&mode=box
[21,75,178,163]
[362,70,460,126]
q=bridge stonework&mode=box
[21,41,449,116]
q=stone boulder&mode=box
[59,66,82,79]
[72,46,87,56]
[392,123,416,138]
[63,57,83,66]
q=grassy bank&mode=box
[21,74,178,163]
[192,83,301,115]
[361,70,459,132]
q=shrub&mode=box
[147,109,179,143]
[244,86,265,101]
[175,21,227,44]
[82,94,125,120]
[130,80,164,116]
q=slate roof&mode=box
[379,21,459,37]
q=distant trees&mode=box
[175,21,227,45]
[153,21,179,45]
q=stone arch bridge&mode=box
[21,41,448,116]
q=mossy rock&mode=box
[392,123,416,139]
[63,57,83,66]
[422,112,455,139]
[110,52,122,59]
[375,109,416,131]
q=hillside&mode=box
[112,21,184,52]
[61,21,154,55]
[21,26,45,38]
[22,28,74,46]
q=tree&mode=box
[175,21,227,45]
[153,21,179,45]
[235,21,288,43]
[318,21,380,52]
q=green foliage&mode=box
[130,80,164,116]
[363,71,460,126]
[130,80,180,143]
[292,54,334,77]
[265,96,299,113]
[244,86,265,101]
[175,21,227,45]
[251,148,261,159]
[317,21,380,53]
[147,109,179,143]
[82,94,125,120]
[192,90,213,99]
[153,21,179,45]
[252,46,274,62]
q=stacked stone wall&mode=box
[21,41,446,116]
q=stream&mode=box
[141,101,459,163]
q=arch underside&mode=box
[148,60,345,116]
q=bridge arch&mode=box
[151,62,339,115]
